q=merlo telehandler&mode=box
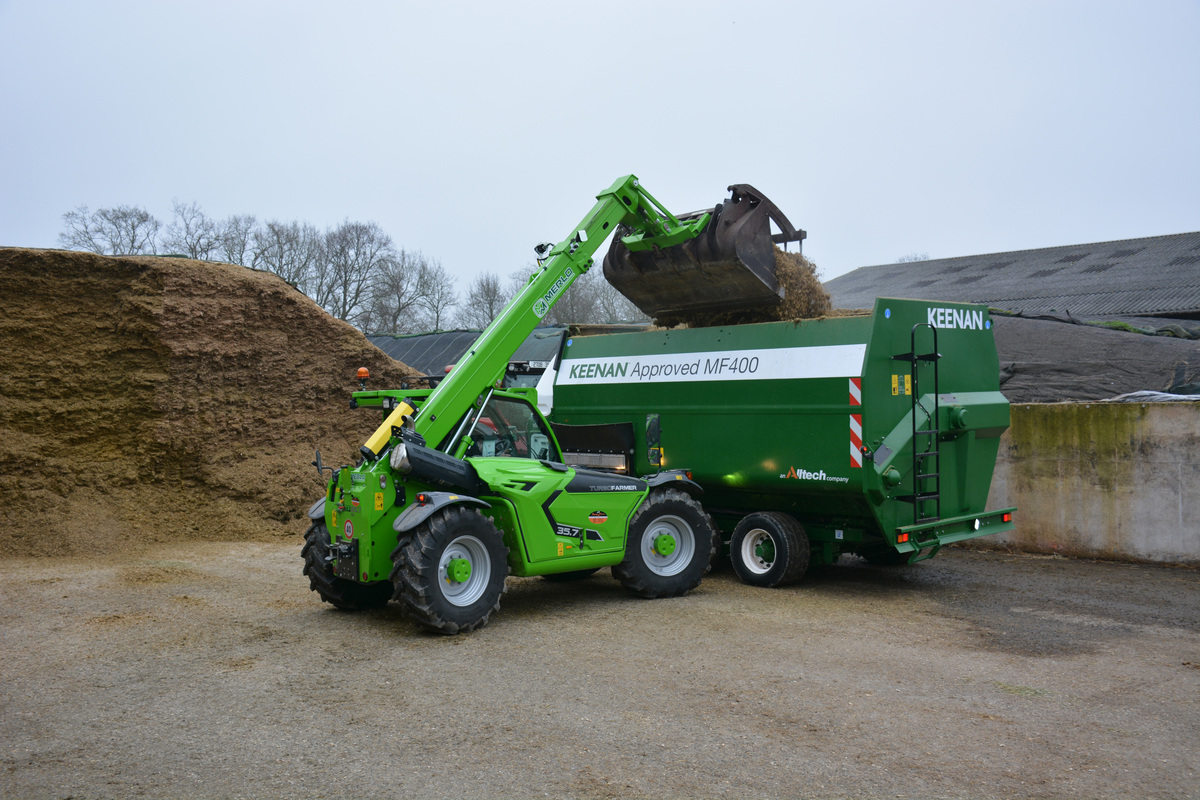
[302,175,796,633]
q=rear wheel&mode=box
[729,512,809,587]
[390,506,509,634]
[613,489,716,598]
[301,520,392,610]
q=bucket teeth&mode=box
[602,184,805,320]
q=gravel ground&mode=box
[1,544,1197,800]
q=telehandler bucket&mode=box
[602,184,806,319]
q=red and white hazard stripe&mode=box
[849,378,863,468]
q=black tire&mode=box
[542,568,601,583]
[613,489,716,598]
[729,512,809,588]
[390,505,510,634]
[301,520,392,611]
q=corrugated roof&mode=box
[824,232,1200,317]
[368,330,480,376]
[368,326,569,377]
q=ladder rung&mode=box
[904,330,941,528]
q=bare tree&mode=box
[319,220,399,324]
[58,204,161,255]
[414,260,458,331]
[506,266,535,299]
[457,271,512,328]
[594,277,647,323]
[251,220,323,291]
[56,201,470,334]
[896,252,930,263]
[217,214,257,266]
[163,200,220,260]
[362,249,427,334]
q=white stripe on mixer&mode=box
[559,343,867,385]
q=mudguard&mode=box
[307,498,326,520]
[647,470,703,498]
[393,491,492,534]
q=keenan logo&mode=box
[927,306,987,330]
[532,266,574,318]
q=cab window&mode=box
[465,396,557,461]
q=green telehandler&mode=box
[302,175,795,633]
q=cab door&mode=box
[462,393,646,564]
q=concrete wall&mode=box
[986,403,1200,564]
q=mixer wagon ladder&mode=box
[893,323,942,527]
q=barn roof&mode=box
[824,231,1200,318]
[368,326,570,378]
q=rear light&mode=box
[897,532,909,543]
[1002,512,1013,523]
[416,493,429,505]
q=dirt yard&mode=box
[2,546,1196,800]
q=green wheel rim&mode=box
[438,535,491,607]
[640,514,695,577]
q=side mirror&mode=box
[646,414,662,466]
[312,449,334,478]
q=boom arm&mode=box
[360,174,711,459]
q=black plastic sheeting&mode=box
[992,313,1200,403]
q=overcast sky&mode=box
[1,0,1197,284]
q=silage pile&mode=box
[0,248,421,556]
[659,247,832,327]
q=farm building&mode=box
[825,231,1200,321]
[823,232,1200,403]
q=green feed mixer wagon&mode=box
[544,299,1016,586]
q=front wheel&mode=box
[729,512,809,587]
[390,506,510,634]
[613,489,716,598]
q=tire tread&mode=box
[389,506,509,634]
[613,489,717,599]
